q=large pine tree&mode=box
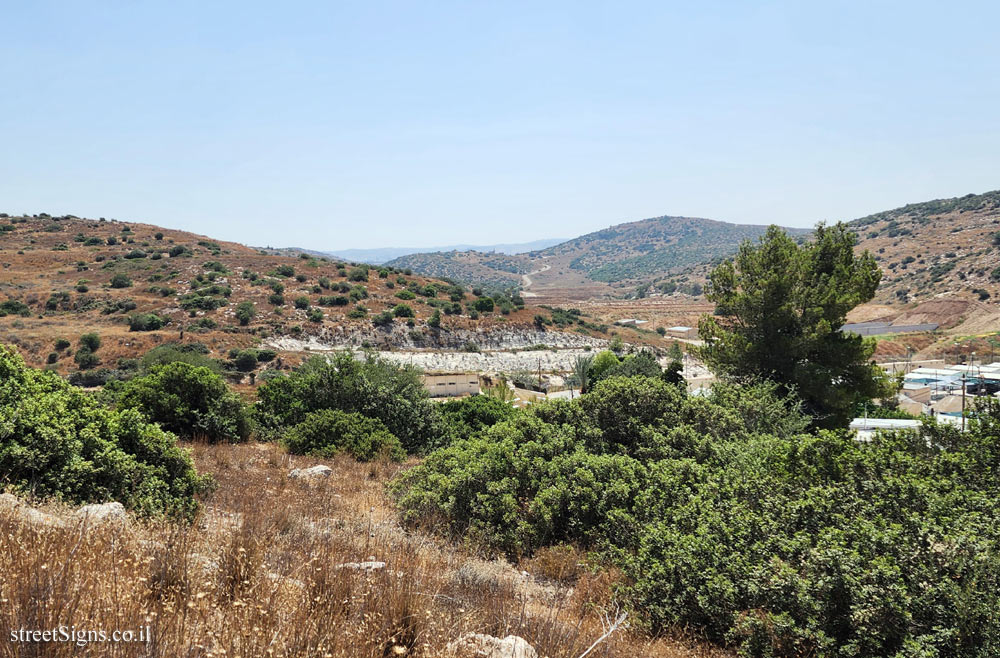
[697,222,888,428]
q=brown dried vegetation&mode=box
[0,443,729,658]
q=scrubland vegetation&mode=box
[3,222,1000,657]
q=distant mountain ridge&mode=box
[320,238,566,265]
[385,215,808,297]
[289,189,1000,304]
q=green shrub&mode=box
[318,295,349,306]
[395,290,416,300]
[179,294,226,311]
[232,350,259,372]
[0,346,210,518]
[307,307,324,322]
[235,301,255,325]
[255,349,277,363]
[472,297,494,313]
[392,304,414,318]
[268,293,285,306]
[117,362,252,442]
[128,313,167,331]
[439,395,515,441]
[55,338,71,351]
[283,409,404,462]
[0,299,31,317]
[392,378,1000,657]
[140,343,220,373]
[372,311,394,326]
[293,295,310,309]
[109,273,132,288]
[255,352,440,452]
[79,333,101,352]
[347,267,368,282]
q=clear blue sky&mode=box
[3,1,999,250]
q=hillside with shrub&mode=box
[383,216,806,298]
[848,189,1000,304]
[2,341,730,657]
[383,250,527,291]
[382,192,1000,308]
[0,213,621,379]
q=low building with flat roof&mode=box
[423,373,480,398]
[849,417,923,441]
[665,326,698,339]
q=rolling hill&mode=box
[382,191,1000,308]
[848,190,1000,305]
[386,215,808,299]
[0,213,616,378]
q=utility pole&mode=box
[961,372,966,432]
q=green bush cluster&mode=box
[109,273,132,288]
[437,395,516,442]
[392,378,1000,657]
[0,346,210,518]
[256,353,440,453]
[283,409,404,462]
[0,299,31,317]
[116,362,253,443]
[128,312,167,331]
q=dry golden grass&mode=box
[0,443,731,658]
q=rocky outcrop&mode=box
[336,557,386,572]
[446,633,538,658]
[0,493,65,528]
[0,494,127,529]
[74,502,127,525]
[269,324,608,353]
[288,465,333,480]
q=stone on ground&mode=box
[446,633,538,658]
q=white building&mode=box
[423,373,480,398]
[849,418,923,441]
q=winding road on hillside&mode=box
[520,261,551,297]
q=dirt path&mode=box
[521,261,551,297]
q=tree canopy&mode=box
[697,223,887,428]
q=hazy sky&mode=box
[3,1,999,249]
